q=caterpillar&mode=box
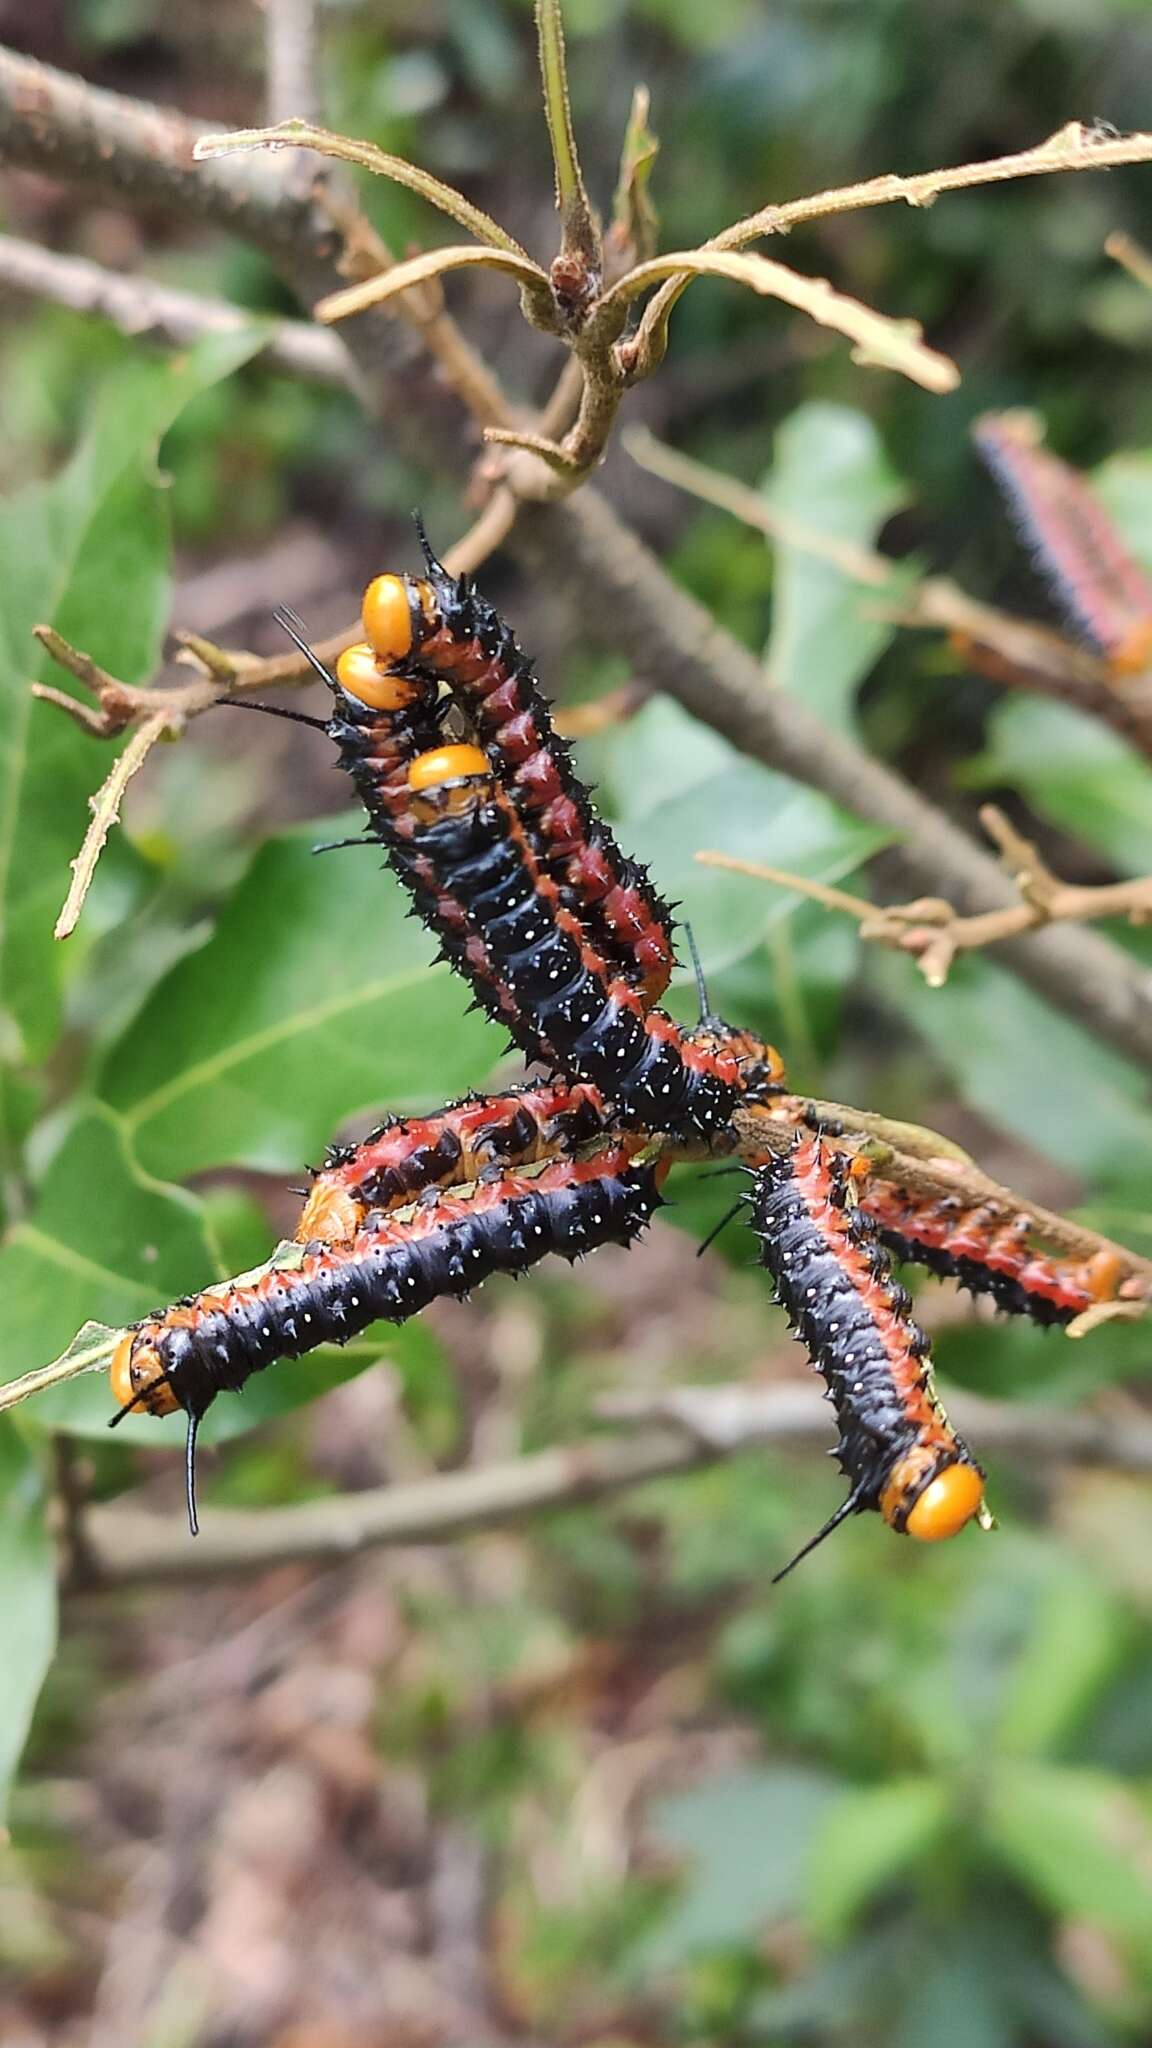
[752,1134,986,1578]
[279,584,786,1126]
[391,741,768,1137]
[975,414,1152,674]
[110,1142,666,1533]
[360,528,677,1005]
[860,1180,1128,1328]
[298,1076,616,1245]
[317,602,540,1052]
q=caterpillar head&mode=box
[880,1447,986,1543]
[406,744,492,822]
[109,1328,180,1419]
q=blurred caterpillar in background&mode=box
[975,412,1152,675]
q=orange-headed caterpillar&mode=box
[753,1134,986,1578]
[362,526,677,1006]
[395,742,766,1137]
[110,1142,666,1533]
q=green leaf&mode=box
[807,1776,951,1941]
[994,1569,1126,1760]
[976,697,1152,873]
[0,332,265,1070]
[890,1947,1014,2048]
[97,823,499,1180]
[0,1102,448,1454]
[760,401,910,731]
[607,697,886,983]
[0,1104,214,1437]
[0,1420,57,1825]
[1090,449,1152,575]
[869,950,1152,1181]
[641,1764,839,1965]
[985,1764,1152,1943]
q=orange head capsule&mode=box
[407,744,489,794]
[407,744,491,821]
[362,575,414,663]
[335,641,420,713]
[109,1332,181,1419]
[904,1461,986,1543]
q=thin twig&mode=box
[607,248,958,393]
[1106,229,1152,292]
[265,0,320,127]
[54,711,176,939]
[633,121,1152,367]
[0,234,353,387]
[696,849,878,922]
[70,1382,1152,1590]
[625,423,896,585]
[194,118,535,260]
[700,812,1152,988]
[536,0,600,288]
[313,243,554,328]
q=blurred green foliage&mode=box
[4,0,1152,2037]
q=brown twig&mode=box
[54,710,177,939]
[265,0,320,127]
[632,120,1152,369]
[701,809,1152,988]
[68,1382,1152,1590]
[1107,229,1152,292]
[0,233,353,388]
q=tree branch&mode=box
[701,808,1152,989]
[0,232,353,388]
[0,46,325,251]
[73,1384,1152,1589]
[266,0,320,127]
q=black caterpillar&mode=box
[390,742,750,1137]
[370,534,677,1005]
[111,1145,664,1532]
[753,1135,985,1578]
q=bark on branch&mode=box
[74,1385,1152,1590]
